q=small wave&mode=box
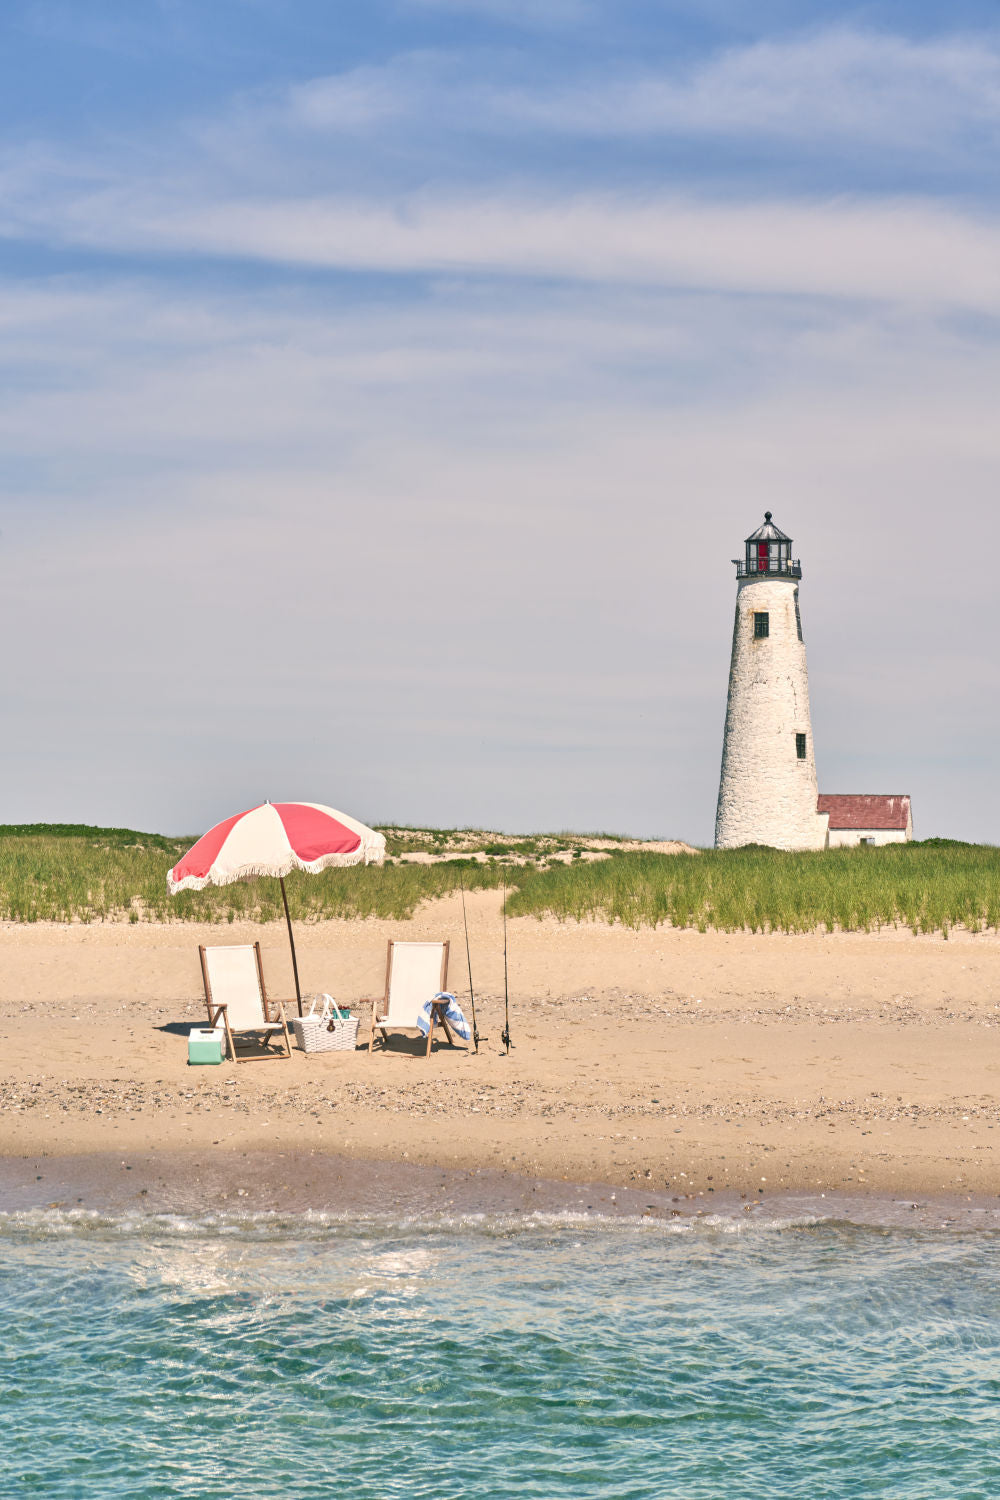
[0,1201,828,1244]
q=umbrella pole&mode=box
[279,876,303,1016]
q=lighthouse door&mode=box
[757,542,769,574]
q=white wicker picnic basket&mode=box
[292,993,359,1054]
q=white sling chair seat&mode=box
[368,940,454,1056]
[199,943,291,1062]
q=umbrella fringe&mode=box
[167,842,384,895]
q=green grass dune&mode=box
[504,841,1000,937]
[0,825,506,926]
[0,825,997,936]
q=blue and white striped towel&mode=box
[416,991,471,1040]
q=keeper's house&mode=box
[817,794,913,849]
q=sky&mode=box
[1,0,998,843]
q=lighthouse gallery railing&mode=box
[732,558,802,579]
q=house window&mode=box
[796,732,807,759]
[753,612,769,639]
[860,837,875,847]
[794,592,803,642]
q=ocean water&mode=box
[1,1208,999,1499]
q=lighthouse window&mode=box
[794,593,803,642]
[796,733,807,760]
[753,612,769,638]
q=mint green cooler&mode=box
[188,1027,224,1065]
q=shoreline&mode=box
[3,1150,1000,1234]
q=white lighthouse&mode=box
[715,514,829,851]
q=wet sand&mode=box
[3,891,1000,1210]
[4,1153,1000,1236]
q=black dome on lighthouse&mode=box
[745,511,791,544]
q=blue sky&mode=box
[1,0,999,841]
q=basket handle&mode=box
[309,993,337,1023]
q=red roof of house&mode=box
[817,794,911,830]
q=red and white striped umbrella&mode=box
[167,801,385,1013]
[167,801,385,894]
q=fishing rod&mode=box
[458,869,480,1052]
[501,872,512,1055]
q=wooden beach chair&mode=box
[199,942,292,1063]
[367,940,457,1057]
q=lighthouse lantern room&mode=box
[734,513,801,580]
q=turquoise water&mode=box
[2,1209,999,1498]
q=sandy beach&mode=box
[4,890,1000,1210]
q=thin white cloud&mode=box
[264,28,1000,158]
[496,28,1000,148]
[287,53,449,131]
[9,180,1000,313]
